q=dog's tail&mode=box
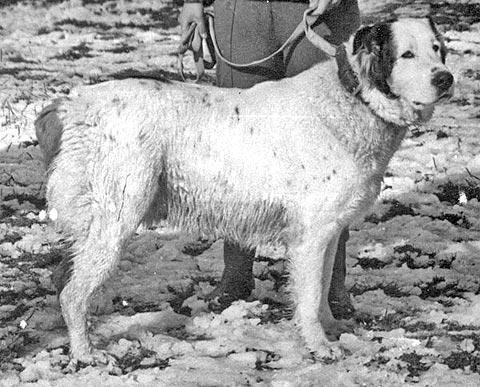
[35,98,66,168]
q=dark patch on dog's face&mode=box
[234,106,240,121]
[353,22,398,99]
[427,16,447,64]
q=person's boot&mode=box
[207,240,255,307]
[208,231,354,318]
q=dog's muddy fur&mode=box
[36,18,453,364]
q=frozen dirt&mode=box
[1,0,480,385]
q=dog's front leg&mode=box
[290,222,343,359]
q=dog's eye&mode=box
[401,50,415,59]
[433,44,440,52]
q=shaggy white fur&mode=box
[35,17,453,364]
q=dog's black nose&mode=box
[431,71,454,93]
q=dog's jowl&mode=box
[36,18,453,364]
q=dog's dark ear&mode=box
[353,23,392,56]
[427,16,447,64]
[353,22,398,98]
[352,21,395,55]
[352,25,373,55]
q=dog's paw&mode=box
[302,323,343,362]
[309,342,343,363]
[64,349,118,373]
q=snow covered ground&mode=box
[1,0,480,385]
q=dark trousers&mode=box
[213,0,360,87]
[211,0,359,316]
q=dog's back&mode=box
[38,75,360,247]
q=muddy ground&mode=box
[1,0,480,386]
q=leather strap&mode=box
[176,1,339,81]
[335,43,361,95]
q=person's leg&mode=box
[207,241,256,305]
[272,0,361,76]
[209,1,358,317]
[210,0,285,304]
[272,2,330,76]
[213,0,285,88]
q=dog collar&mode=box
[335,44,361,96]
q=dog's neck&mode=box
[336,41,429,127]
[332,42,408,176]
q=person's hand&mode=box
[179,3,207,45]
[309,0,343,15]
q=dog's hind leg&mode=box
[59,229,131,364]
[50,159,160,364]
[289,222,344,359]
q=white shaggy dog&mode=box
[36,17,453,364]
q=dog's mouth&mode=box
[412,90,453,109]
[411,100,436,113]
[412,101,430,109]
[412,91,453,110]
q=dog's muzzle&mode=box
[431,70,454,95]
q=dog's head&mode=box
[350,17,454,124]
